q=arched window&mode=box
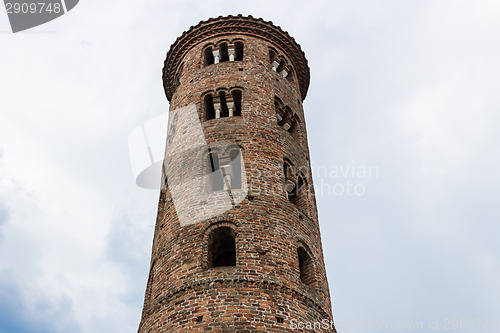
[234,41,244,61]
[275,96,300,142]
[203,89,242,120]
[284,159,293,181]
[269,48,279,68]
[208,226,236,267]
[229,148,242,189]
[269,49,294,82]
[219,43,229,62]
[289,117,301,143]
[290,173,306,205]
[231,90,242,116]
[204,47,214,66]
[284,158,295,199]
[207,151,223,191]
[204,94,215,120]
[297,246,315,286]
[219,91,229,118]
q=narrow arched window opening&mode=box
[208,227,236,268]
[297,247,315,286]
[290,174,306,205]
[289,118,301,143]
[219,91,229,118]
[235,42,244,61]
[220,43,229,63]
[231,90,242,116]
[207,152,223,191]
[276,58,287,73]
[204,94,215,120]
[284,159,296,200]
[229,149,242,189]
[204,47,214,66]
[269,48,279,71]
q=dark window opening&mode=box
[269,48,278,63]
[297,247,315,286]
[283,106,294,130]
[289,118,301,142]
[231,90,242,116]
[290,174,305,205]
[207,152,223,191]
[229,149,242,189]
[284,159,295,201]
[204,47,214,66]
[196,316,203,322]
[276,59,286,73]
[208,227,236,268]
[276,317,284,324]
[235,42,244,61]
[220,43,229,62]
[284,160,293,181]
[204,94,215,120]
[219,91,229,118]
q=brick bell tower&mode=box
[138,15,336,332]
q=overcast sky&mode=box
[1,1,499,332]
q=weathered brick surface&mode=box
[138,16,336,332]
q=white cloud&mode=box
[0,1,499,332]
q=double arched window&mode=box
[275,96,301,143]
[269,47,294,81]
[283,158,308,209]
[203,89,242,120]
[204,41,244,66]
[205,146,243,192]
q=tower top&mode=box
[162,14,311,101]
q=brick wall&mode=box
[138,16,336,333]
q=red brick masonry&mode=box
[138,15,336,333]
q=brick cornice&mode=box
[163,15,310,101]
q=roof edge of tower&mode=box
[162,15,311,101]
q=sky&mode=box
[1,0,500,332]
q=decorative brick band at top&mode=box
[163,15,311,101]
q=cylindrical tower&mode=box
[139,15,336,332]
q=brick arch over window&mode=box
[204,222,237,268]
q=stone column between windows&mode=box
[212,49,220,64]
